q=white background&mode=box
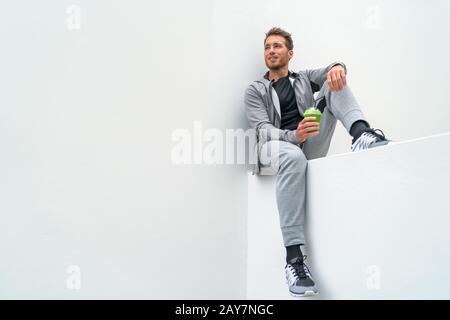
[0,0,449,298]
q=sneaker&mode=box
[351,128,391,152]
[285,255,318,297]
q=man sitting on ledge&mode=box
[244,27,392,297]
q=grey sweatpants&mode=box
[259,82,369,246]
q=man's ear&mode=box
[288,50,294,60]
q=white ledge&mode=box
[247,132,450,299]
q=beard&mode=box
[265,58,288,71]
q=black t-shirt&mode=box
[272,74,303,130]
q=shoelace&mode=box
[287,255,311,282]
[351,128,386,151]
[370,128,386,140]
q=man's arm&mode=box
[305,62,347,89]
[244,85,299,144]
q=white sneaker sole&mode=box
[289,290,319,297]
[286,279,319,297]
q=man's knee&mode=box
[280,148,307,172]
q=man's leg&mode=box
[259,140,319,296]
[259,140,307,246]
[301,82,370,159]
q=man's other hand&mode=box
[327,65,347,91]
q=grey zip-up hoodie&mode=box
[244,62,346,174]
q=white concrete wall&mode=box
[0,0,449,298]
[247,132,450,299]
[0,0,247,299]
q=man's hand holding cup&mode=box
[295,108,322,144]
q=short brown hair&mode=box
[264,27,293,50]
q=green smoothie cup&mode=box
[303,107,322,123]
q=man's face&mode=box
[264,35,293,70]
